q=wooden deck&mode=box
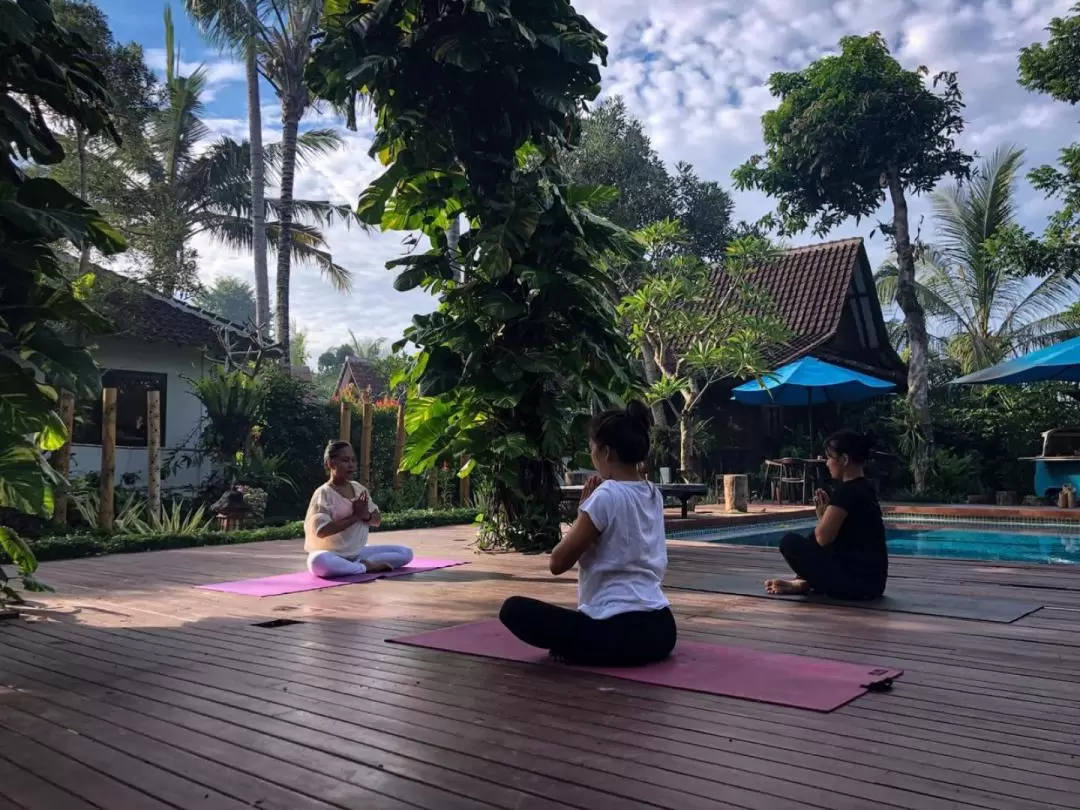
[1,526,1078,809]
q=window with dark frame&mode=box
[73,369,167,448]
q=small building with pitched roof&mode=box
[69,268,268,493]
[332,355,387,400]
[681,237,905,478]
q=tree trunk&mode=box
[274,102,300,365]
[447,216,462,282]
[640,339,668,428]
[76,125,91,275]
[246,2,269,338]
[886,171,934,493]
[678,411,695,482]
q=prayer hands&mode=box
[814,488,829,519]
[581,475,602,504]
[352,490,371,520]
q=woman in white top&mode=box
[303,441,413,578]
[499,401,677,666]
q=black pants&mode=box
[499,595,677,667]
[779,532,884,600]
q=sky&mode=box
[96,0,1080,359]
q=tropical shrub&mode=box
[0,0,126,603]
[308,0,641,551]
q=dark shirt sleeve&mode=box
[829,481,858,513]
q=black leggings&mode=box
[499,595,677,667]
[779,532,885,600]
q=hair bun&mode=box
[625,399,653,429]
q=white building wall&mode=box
[69,337,211,493]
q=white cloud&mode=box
[183,0,1080,356]
[144,48,246,90]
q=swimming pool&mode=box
[677,520,1080,565]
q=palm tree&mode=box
[100,9,355,300]
[186,0,271,338]
[876,145,1080,375]
[184,0,328,361]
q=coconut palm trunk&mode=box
[274,102,300,361]
[245,0,269,337]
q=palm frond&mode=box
[262,128,344,172]
[197,216,353,292]
[999,272,1080,336]
[185,0,272,52]
[264,197,364,230]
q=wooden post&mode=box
[360,386,373,489]
[339,399,351,442]
[723,474,749,513]
[51,390,76,525]
[147,390,161,526]
[99,387,117,531]
[459,454,471,506]
[427,467,438,509]
[392,397,406,492]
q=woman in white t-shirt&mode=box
[303,441,413,578]
[499,401,677,666]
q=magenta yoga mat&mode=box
[390,620,902,712]
[196,558,468,597]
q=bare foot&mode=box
[764,578,810,595]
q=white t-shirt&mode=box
[303,481,380,559]
[577,480,670,620]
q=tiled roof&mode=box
[334,357,386,397]
[92,267,262,350]
[699,237,896,373]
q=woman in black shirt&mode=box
[765,429,888,600]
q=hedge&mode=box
[15,508,480,564]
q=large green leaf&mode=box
[0,526,38,576]
[0,444,55,516]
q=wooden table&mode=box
[560,483,709,518]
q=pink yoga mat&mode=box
[390,620,902,712]
[196,558,467,597]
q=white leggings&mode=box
[306,545,414,578]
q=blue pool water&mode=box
[689,521,1080,565]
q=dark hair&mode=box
[324,440,352,467]
[824,429,874,464]
[588,400,652,465]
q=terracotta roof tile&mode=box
[703,237,866,367]
[92,267,262,350]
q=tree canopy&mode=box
[733,33,971,237]
[307,0,639,550]
[733,32,973,492]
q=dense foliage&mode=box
[619,221,789,478]
[733,32,973,493]
[0,0,127,602]
[875,146,1080,373]
[9,508,479,564]
[989,4,1080,280]
[307,0,640,551]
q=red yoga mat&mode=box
[390,620,902,712]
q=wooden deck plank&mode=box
[2,528,1079,810]
[0,756,91,810]
[8,617,1076,810]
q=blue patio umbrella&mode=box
[949,335,1080,385]
[732,356,898,445]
